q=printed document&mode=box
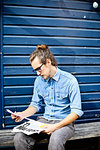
[7,109,46,135]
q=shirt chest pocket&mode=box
[38,90,49,100]
[56,92,68,99]
[56,92,69,105]
[55,84,69,99]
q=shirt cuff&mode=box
[29,102,39,112]
[71,109,84,117]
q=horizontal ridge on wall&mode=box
[3,0,100,11]
[4,66,100,75]
[4,16,100,29]
[3,5,100,21]
[3,46,100,55]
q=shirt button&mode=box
[51,97,53,99]
[51,87,53,89]
[50,115,53,117]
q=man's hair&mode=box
[30,44,57,66]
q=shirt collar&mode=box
[43,67,60,82]
[52,67,60,81]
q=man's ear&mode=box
[46,59,51,66]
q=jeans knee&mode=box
[14,132,25,144]
[49,134,62,145]
[48,134,65,150]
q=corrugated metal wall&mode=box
[0,0,3,129]
[1,0,100,129]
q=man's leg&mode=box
[13,117,49,150]
[37,117,74,150]
[14,131,49,150]
[48,123,74,150]
[14,132,36,150]
[14,118,74,150]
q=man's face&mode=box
[31,56,51,80]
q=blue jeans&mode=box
[14,117,74,150]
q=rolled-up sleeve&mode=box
[69,78,84,117]
[30,78,42,112]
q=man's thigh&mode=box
[50,123,74,143]
[37,117,74,142]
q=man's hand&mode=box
[11,112,24,122]
[11,106,37,122]
[41,123,59,135]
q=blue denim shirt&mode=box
[30,68,83,120]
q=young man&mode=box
[12,44,83,150]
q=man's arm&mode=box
[43,112,78,135]
[56,112,78,128]
[11,106,37,122]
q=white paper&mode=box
[6,109,32,121]
[12,120,46,135]
[7,109,46,135]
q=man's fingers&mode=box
[47,132,51,135]
[15,118,20,122]
[11,112,23,122]
[11,114,17,119]
[14,116,21,122]
[11,114,20,121]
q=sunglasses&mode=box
[33,63,44,72]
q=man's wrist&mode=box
[55,122,63,129]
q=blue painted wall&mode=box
[0,0,3,129]
[0,0,4,129]
[0,0,100,129]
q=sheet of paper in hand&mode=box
[12,120,46,135]
[6,109,47,135]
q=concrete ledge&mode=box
[0,122,100,147]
